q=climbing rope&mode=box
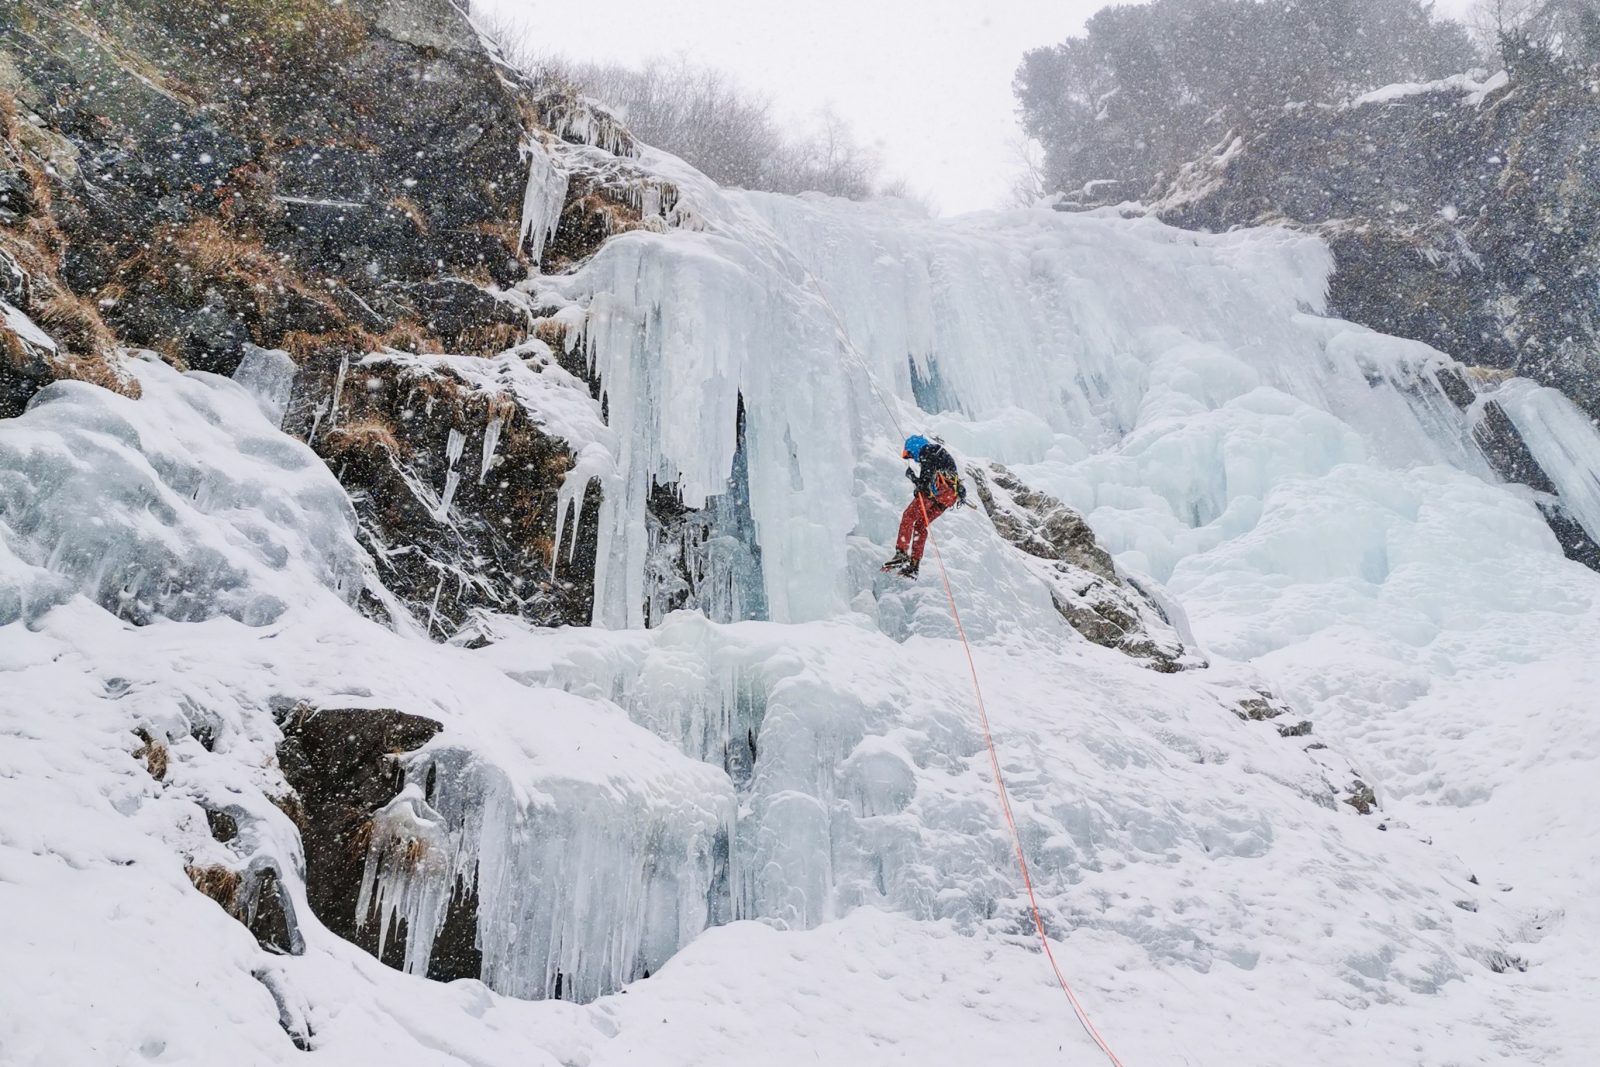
[915,494,1129,1067]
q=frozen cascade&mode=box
[1492,377,1600,546]
[549,169,1502,632]
[356,741,734,1000]
[0,358,364,626]
[551,222,859,627]
[11,124,1600,1064]
[355,782,464,978]
[476,610,1387,940]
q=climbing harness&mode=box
[931,469,960,507]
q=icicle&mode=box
[519,138,569,266]
[552,443,611,573]
[425,569,446,637]
[353,746,733,1002]
[327,355,350,432]
[354,782,461,978]
[479,418,503,485]
[434,429,466,522]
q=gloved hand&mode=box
[904,467,917,483]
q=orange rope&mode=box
[914,494,1129,1067]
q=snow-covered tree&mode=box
[1015,0,1478,197]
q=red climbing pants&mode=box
[895,490,954,561]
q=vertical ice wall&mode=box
[552,217,861,627]
[547,175,1507,630]
[492,617,1022,935]
[1492,378,1600,546]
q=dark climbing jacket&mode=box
[907,442,965,505]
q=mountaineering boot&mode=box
[882,549,911,572]
[897,558,920,579]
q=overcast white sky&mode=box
[478,0,1482,216]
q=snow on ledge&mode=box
[1348,70,1509,109]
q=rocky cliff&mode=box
[0,0,599,629]
[1154,69,1599,418]
[1150,67,1600,568]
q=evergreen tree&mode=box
[1016,0,1478,197]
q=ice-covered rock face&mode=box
[0,357,365,626]
[538,169,1542,642]
[503,145,1600,1059]
[6,13,1600,1061]
[1154,68,1600,426]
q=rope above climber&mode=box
[883,434,969,579]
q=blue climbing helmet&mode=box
[902,434,930,460]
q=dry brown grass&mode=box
[169,216,283,281]
[485,392,518,423]
[401,836,429,870]
[132,729,169,781]
[353,816,431,872]
[281,325,383,363]
[577,192,642,234]
[26,288,140,398]
[110,217,336,331]
[452,321,526,357]
[269,790,307,831]
[151,336,188,370]
[325,418,408,460]
[467,219,524,260]
[35,290,115,358]
[533,318,572,349]
[376,321,443,354]
[1,325,27,369]
[1466,365,1515,386]
[0,90,18,140]
[388,196,430,236]
[0,106,142,402]
[186,864,243,913]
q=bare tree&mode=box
[1005,135,1048,209]
[483,18,899,202]
[1469,0,1600,63]
[1468,0,1549,56]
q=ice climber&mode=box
[883,434,967,579]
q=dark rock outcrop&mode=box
[967,462,1201,671]
[289,350,597,635]
[0,0,535,382]
[1,0,614,629]
[276,703,482,981]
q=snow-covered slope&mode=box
[4,134,1600,1067]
